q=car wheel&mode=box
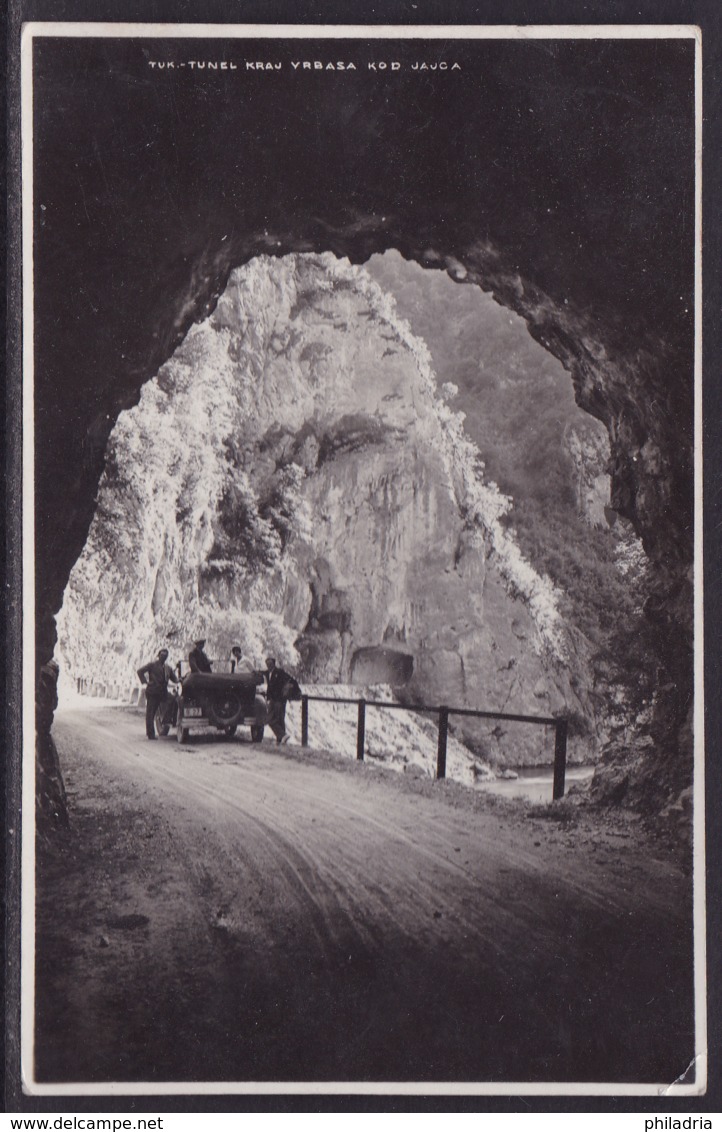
[207,691,244,729]
[176,703,190,744]
[250,725,265,743]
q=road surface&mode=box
[34,706,695,1087]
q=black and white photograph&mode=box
[16,21,706,1098]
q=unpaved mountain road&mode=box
[35,706,694,1086]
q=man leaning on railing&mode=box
[264,656,301,745]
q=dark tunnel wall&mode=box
[30,34,696,809]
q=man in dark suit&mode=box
[264,656,301,745]
[137,648,178,739]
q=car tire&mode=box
[250,725,265,743]
[207,691,245,729]
[176,703,190,744]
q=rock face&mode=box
[563,423,611,528]
[58,254,602,767]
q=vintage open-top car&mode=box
[155,671,267,743]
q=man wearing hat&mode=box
[188,638,213,674]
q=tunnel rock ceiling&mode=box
[32,35,695,811]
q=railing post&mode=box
[553,718,568,800]
[301,695,309,747]
[437,706,449,779]
[357,699,366,761]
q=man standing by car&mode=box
[137,648,178,740]
[264,656,301,745]
[230,645,255,675]
[189,638,213,674]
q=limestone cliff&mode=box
[58,253,607,767]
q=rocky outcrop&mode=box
[563,423,611,528]
[58,254,603,769]
[36,661,67,831]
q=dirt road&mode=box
[35,706,695,1087]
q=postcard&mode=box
[14,21,706,1101]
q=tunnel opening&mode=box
[350,646,415,688]
[53,246,670,789]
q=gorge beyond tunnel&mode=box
[55,249,678,792]
[30,32,696,813]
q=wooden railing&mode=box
[300,694,569,801]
